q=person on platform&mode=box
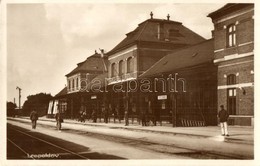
[92,109,97,123]
[124,110,129,126]
[141,111,147,126]
[115,105,121,123]
[82,110,87,122]
[30,110,38,129]
[218,105,229,136]
[103,106,109,124]
[55,112,63,132]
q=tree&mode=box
[7,102,17,117]
[22,93,53,116]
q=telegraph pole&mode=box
[16,86,22,109]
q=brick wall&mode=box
[213,9,254,60]
[212,5,254,126]
[218,59,253,86]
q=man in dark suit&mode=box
[30,110,38,129]
[218,105,229,136]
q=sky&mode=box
[6,3,225,106]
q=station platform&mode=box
[11,116,254,145]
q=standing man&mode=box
[124,110,129,126]
[115,105,121,123]
[104,106,108,124]
[218,105,229,136]
[55,112,63,132]
[92,109,97,123]
[30,110,38,129]
[141,111,147,126]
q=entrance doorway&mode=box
[227,74,236,116]
[227,88,236,115]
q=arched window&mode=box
[127,57,134,73]
[119,60,124,76]
[111,63,116,77]
[81,80,86,90]
[227,74,236,85]
[227,24,236,47]
[76,78,79,89]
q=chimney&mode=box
[99,48,105,58]
[157,23,164,40]
[167,14,170,21]
[211,30,215,38]
[150,11,153,19]
[157,23,160,39]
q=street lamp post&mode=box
[16,86,22,109]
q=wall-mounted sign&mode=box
[91,95,97,99]
[158,95,167,100]
[162,103,166,109]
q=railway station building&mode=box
[103,13,207,125]
[208,3,254,126]
[48,4,254,127]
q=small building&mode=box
[47,86,67,118]
[208,3,254,126]
[65,51,108,119]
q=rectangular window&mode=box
[229,35,232,46]
[233,34,236,45]
[227,24,236,47]
[229,89,233,96]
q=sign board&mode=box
[91,95,97,99]
[158,95,167,100]
[162,103,166,109]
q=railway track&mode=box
[7,119,247,159]
[7,125,90,159]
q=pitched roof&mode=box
[107,18,205,55]
[207,3,254,19]
[66,53,108,77]
[86,73,108,91]
[54,86,67,98]
[139,39,214,78]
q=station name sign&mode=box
[157,95,167,100]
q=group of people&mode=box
[30,110,64,132]
[88,108,117,124]
[140,111,162,127]
[78,105,120,124]
[78,110,87,123]
[30,105,230,136]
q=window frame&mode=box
[119,60,124,76]
[227,74,236,85]
[76,77,79,89]
[127,57,134,73]
[226,24,236,47]
[227,74,237,115]
[111,63,116,77]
